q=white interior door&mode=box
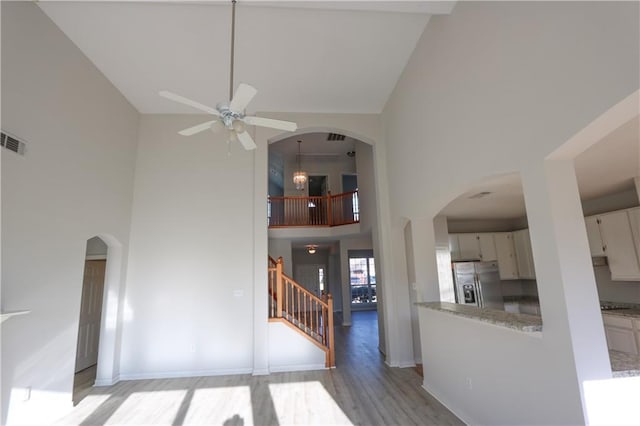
[75,260,106,372]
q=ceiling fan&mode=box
[158,0,297,150]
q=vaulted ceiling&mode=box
[38,1,454,115]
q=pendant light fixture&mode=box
[293,140,307,191]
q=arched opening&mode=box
[266,127,385,366]
[552,91,640,379]
[435,172,541,314]
[73,236,108,404]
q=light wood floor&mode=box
[56,311,463,425]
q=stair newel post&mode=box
[327,294,335,367]
[327,191,332,226]
[276,257,284,318]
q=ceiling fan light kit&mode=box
[158,0,297,151]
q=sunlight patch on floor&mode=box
[106,389,187,424]
[269,381,352,425]
[66,393,112,424]
[181,386,253,425]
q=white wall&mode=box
[282,152,355,197]
[419,308,573,425]
[268,322,326,372]
[383,1,639,424]
[354,141,376,233]
[582,188,639,217]
[268,238,293,276]
[119,115,255,379]
[1,3,139,423]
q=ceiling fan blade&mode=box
[229,83,257,112]
[243,116,298,132]
[159,91,220,116]
[178,120,218,136]
[236,130,257,151]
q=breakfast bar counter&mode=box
[417,301,542,332]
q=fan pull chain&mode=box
[227,138,232,157]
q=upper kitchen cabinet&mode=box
[598,209,640,281]
[477,233,498,261]
[458,233,481,260]
[513,229,536,279]
[585,216,606,257]
[629,207,640,261]
[449,233,497,261]
[494,232,519,280]
[449,234,461,261]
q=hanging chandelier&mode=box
[293,140,307,191]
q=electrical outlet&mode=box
[190,344,196,353]
[466,377,473,390]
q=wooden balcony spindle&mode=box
[327,191,333,226]
[327,294,335,367]
[276,257,283,317]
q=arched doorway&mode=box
[73,236,108,404]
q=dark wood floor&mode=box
[56,310,463,425]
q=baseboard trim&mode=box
[398,361,417,368]
[269,363,326,373]
[119,367,253,381]
[252,368,270,376]
[421,381,470,425]
[94,376,119,387]
[342,322,352,326]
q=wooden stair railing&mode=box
[268,190,359,228]
[268,256,335,368]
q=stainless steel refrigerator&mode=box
[453,261,504,310]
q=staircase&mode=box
[268,256,335,368]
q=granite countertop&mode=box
[417,301,542,332]
[600,301,640,318]
[609,350,640,377]
[503,296,540,305]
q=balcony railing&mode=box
[268,190,360,228]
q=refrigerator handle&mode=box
[475,272,484,308]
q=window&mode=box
[349,253,376,307]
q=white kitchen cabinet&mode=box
[605,327,638,354]
[603,314,638,355]
[449,233,497,261]
[503,301,519,314]
[520,303,540,316]
[477,233,498,261]
[458,234,481,260]
[599,210,640,281]
[449,235,461,261]
[628,207,640,264]
[585,215,606,257]
[494,232,519,280]
[513,229,536,279]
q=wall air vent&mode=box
[468,191,492,199]
[327,133,346,141]
[1,131,26,155]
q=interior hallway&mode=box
[56,311,462,425]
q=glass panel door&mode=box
[349,255,376,308]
